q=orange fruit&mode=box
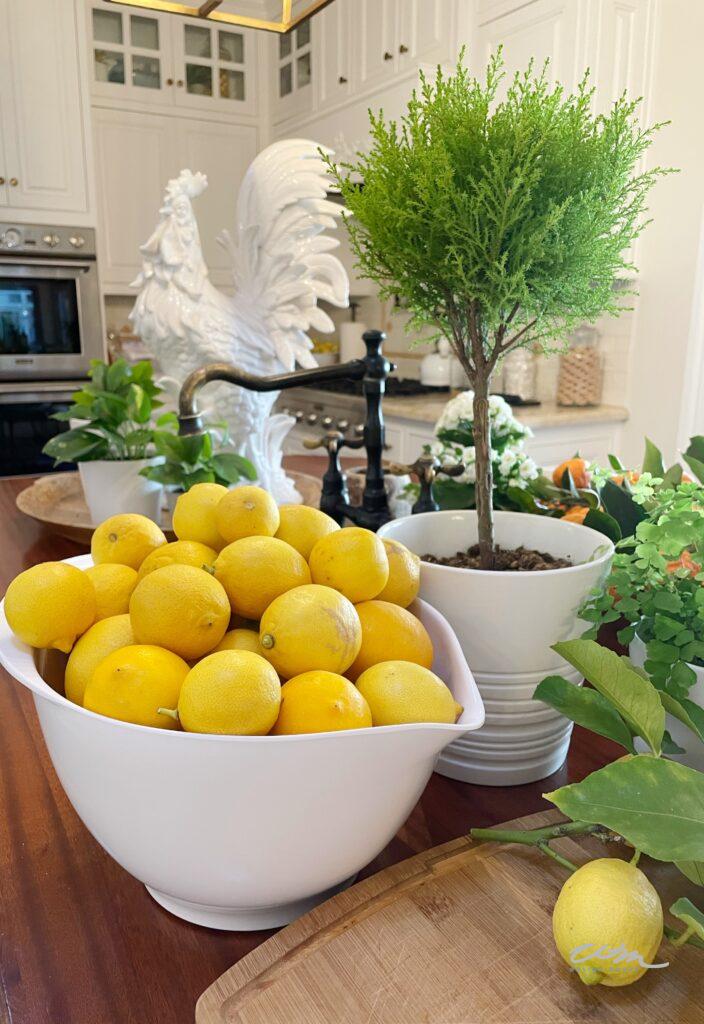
[561,505,589,524]
[553,457,590,490]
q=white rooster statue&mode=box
[129,139,349,502]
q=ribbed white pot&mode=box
[378,510,614,786]
[629,634,704,771]
[79,459,163,524]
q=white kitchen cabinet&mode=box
[397,0,455,69]
[271,17,314,124]
[87,1,257,118]
[317,0,353,109]
[93,108,257,292]
[358,0,398,92]
[0,0,89,214]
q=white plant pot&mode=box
[79,459,163,525]
[629,634,704,771]
[0,555,484,931]
[378,510,613,786]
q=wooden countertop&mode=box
[0,458,620,1024]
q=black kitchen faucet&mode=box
[177,329,395,531]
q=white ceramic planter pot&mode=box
[79,459,163,524]
[379,510,613,787]
[0,555,484,931]
[629,634,704,771]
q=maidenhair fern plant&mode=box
[330,51,669,568]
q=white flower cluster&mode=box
[431,391,539,491]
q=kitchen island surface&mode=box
[0,458,620,1024]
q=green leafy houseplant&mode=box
[330,52,669,568]
[471,638,704,967]
[141,418,256,492]
[43,358,163,465]
[581,480,704,706]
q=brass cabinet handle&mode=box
[166,77,174,85]
[338,74,347,84]
[399,43,409,54]
[9,177,18,187]
[0,177,5,186]
[176,79,184,87]
[383,51,393,61]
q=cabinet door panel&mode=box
[88,0,174,108]
[317,0,352,109]
[172,18,256,116]
[358,0,398,89]
[1,0,88,212]
[176,120,258,287]
[93,109,177,289]
[398,0,454,68]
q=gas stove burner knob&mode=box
[42,232,60,248]
[354,424,365,436]
[69,234,85,248]
[337,419,350,432]
[294,410,304,422]
[321,416,333,428]
[281,406,290,416]
[2,228,21,248]
[306,412,319,425]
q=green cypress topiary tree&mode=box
[329,51,670,569]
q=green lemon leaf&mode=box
[583,508,621,543]
[642,437,665,477]
[676,861,704,886]
[670,897,704,942]
[659,691,704,745]
[553,639,665,754]
[599,478,646,536]
[533,675,635,752]
[662,730,686,755]
[683,451,704,486]
[545,756,704,862]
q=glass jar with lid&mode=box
[557,325,603,406]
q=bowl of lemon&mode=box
[0,485,484,930]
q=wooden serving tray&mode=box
[197,810,703,1024]
[16,471,323,544]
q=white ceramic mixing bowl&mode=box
[0,555,484,931]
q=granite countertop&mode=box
[382,394,629,428]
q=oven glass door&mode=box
[0,277,80,356]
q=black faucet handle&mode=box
[386,452,465,515]
[303,429,346,456]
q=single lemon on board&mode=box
[4,561,96,653]
[172,483,229,550]
[85,563,138,620]
[214,536,311,620]
[83,644,189,729]
[64,613,134,705]
[216,485,280,544]
[356,661,457,726]
[129,564,230,660]
[309,527,389,603]
[552,858,664,987]
[213,627,266,657]
[347,600,434,681]
[91,514,166,570]
[260,584,361,679]
[275,504,340,560]
[376,538,421,608]
[272,670,372,735]
[168,650,281,735]
[137,540,218,580]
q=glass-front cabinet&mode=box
[87,1,255,116]
[274,18,313,122]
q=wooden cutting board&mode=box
[197,810,703,1024]
[16,471,323,544]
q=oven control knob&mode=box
[69,234,85,248]
[294,410,304,422]
[354,424,365,436]
[306,412,318,425]
[337,419,350,432]
[42,233,60,247]
[321,416,333,428]
[2,227,21,248]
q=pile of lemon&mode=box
[4,483,462,735]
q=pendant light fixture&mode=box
[105,0,333,34]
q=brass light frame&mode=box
[104,0,334,34]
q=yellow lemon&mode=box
[85,563,138,620]
[309,526,389,603]
[91,514,166,570]
[4,561,96,653]
[259,583,361,679]
[64,614,134,705]
[83,644,189,729]
[214,536,311,620]
[216,485,280,544]
[347,600,434,681]
[377,538,421,608]
[167,650,281,734]
[129,564,230,660]
[552,858,664,987]
[272,670,372,735]
[213,627,266,657]
[275,504,340,560]
[172,482,229,550]
[356,661,457,725]
[137,540,218,580]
